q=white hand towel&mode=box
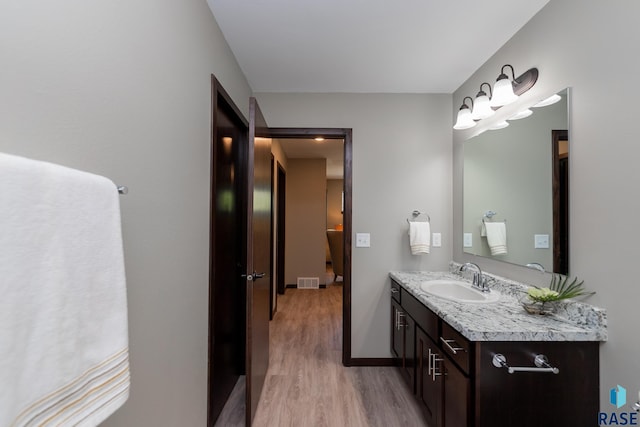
[484,221,508,255]
[0,153,130,427]
[408,221,431,255]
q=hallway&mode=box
[216,283,426,426]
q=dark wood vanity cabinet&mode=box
[391,279,600,427]
[391,281,416,392]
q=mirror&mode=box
[463,89,569,274]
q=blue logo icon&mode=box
[610,385,627,409]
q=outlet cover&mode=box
[463,233,473,248]
[355,233,371,248]
[534,234,550,249]
[432,233,442,247]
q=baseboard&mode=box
[348,358,394,367]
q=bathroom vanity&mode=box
[390,266,606,427]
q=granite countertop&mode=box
[389,266,607,342]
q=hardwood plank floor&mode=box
[215,284,428,426]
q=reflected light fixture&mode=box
[509,109,533,120]
[453,96,476,130]
[314,137,325,142]
[471,82,495,120]
[489,64,539,108]
[489,120,509,130]
[533,93,561,108]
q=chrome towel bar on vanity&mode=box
[492,353,560,374]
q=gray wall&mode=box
[453,0,640,408]
[0,1,252,425]
[255,93,453,357]
[285,158,328,285]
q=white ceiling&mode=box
[207,0,550,94]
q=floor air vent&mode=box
[297,277,320,289]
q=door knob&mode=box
[242,272,265,281]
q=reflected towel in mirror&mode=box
[484,221,507,255]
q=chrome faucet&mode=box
[459,262,489,292]
[526,262,546,273]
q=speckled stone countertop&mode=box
[389,263,607,342]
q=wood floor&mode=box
[215,282,428,427]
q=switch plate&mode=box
[534,234,550,249]
[463,233,473,248]
[355,233,370,248]
[432,233,442,247]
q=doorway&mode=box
[269,128,353,365]
[208,77,248,424]
[552,129,569,275]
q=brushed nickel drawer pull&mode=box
[440,337,465,354]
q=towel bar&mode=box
[492,353,559,374]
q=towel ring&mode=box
[482,217,507,224]
[407,210,430,224]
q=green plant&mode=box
[527,274,594,303]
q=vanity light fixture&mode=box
[489,64,539,108]
[471,83,495,120]
[453,64,538,130]
[533,93,561,108]
[453,96,477,130]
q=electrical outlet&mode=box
[534,234,550,249]
[463,233,473,248]
[432,233,442,247]
[355,233,370,248]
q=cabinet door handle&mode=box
[431,353,444,381]
[440,337,465,355]
[397,312,405,330]
[427,348,433,376]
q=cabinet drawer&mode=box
[391,280,401,303]
[401,288,438,341]
[440,321,471,374]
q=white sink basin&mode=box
[419,279,500,304]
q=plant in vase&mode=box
[522,274,594,315]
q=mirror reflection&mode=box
[463,89,569,274]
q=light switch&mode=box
[355,233,370,248]
[432,233,442,247]
[463,233,473,248]
[534,234,550,249]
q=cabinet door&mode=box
[390,301,403,360]
[416,327,442,427]
[442,357,469,427]
[403,313,416,393]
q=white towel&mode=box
[408,221,431,255]
[484,221,508,255]
[0,153,130,427]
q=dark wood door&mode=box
[417,327,442,427]
[403,313,416,393]
[442,358,469,427]
[208,78,248,425]
[245,97,272,426]
[391,301,403,360]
